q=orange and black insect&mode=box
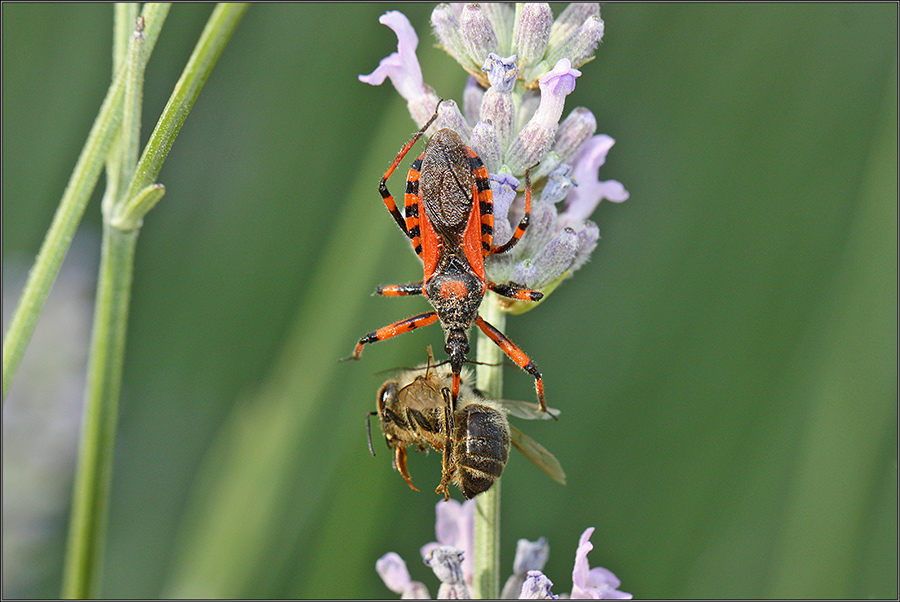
[346,101,547,412]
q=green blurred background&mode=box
[2,3,896,599]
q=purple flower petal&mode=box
[421,499,476,587]
[506,59,581,173]
[359,11,424,103]
[376,552,414,594]
[570,527,632,600]
[560,135,628,230]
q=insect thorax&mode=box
[425,255,485,331]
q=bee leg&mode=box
[394,446,419,492]
[436,388,454,501]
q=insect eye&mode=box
[379,383,399,408]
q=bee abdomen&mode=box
[455,404,511,499]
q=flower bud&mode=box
[553,107,597,165]
[546,15,605,70]
[424,546,470,599]
[480,54,518,148]
[460,4,499,66]
[462,75,484,126]
[571,220,600,272]
[470,120,502,174]
[519,571,558,599]
[547,3,600,48]
[540,165,576,204]
[513,227,579,289]
[431,4,471,69]
[514,3,553,67]
[432,99,471,140]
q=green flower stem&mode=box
[1,3,170,403]
[61,5,247,598]
[474,292,506,599]
[62,13,148,599]
[61,224,139,600]
[115,2,249,226]
[103,3,140,209]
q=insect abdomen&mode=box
[454,404,511,499]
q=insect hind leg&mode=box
[474,315,551,417]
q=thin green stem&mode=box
[473,293,506,599]
[118,3,249,212]
[61,5,247,597]
[103,3,140,209]
[113,4,140,74]
[1,3,170,403]
[61,14,147,599]
[61,224,139,599]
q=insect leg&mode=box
[488,281,543,302]
[490,164,535,256]
[436,387,454,501]
[379,102,445,237]
[393,445,418,491]
[474,315,549,415]
[345,311,439,361]
[366,411,378,456]
[376,282,425,296]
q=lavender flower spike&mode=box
[570,527,632,599]
[359,5,628,311]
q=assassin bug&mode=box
[345,101,548,412]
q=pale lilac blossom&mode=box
[506,59,581,173]
[376,551,431,599]
[560,135,629,231]
[421,497,476,588]
[359,11,438,127]
[376,501,630,599]
[570,528,632,599]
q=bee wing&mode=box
[509,424,566,485]
[496,398,561,421]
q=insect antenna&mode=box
[366,411,378,456]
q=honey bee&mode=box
[369,348,566,500]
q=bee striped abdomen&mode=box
[453,404,511,499]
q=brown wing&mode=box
[509,424,566,485]
[496,398,561,421]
